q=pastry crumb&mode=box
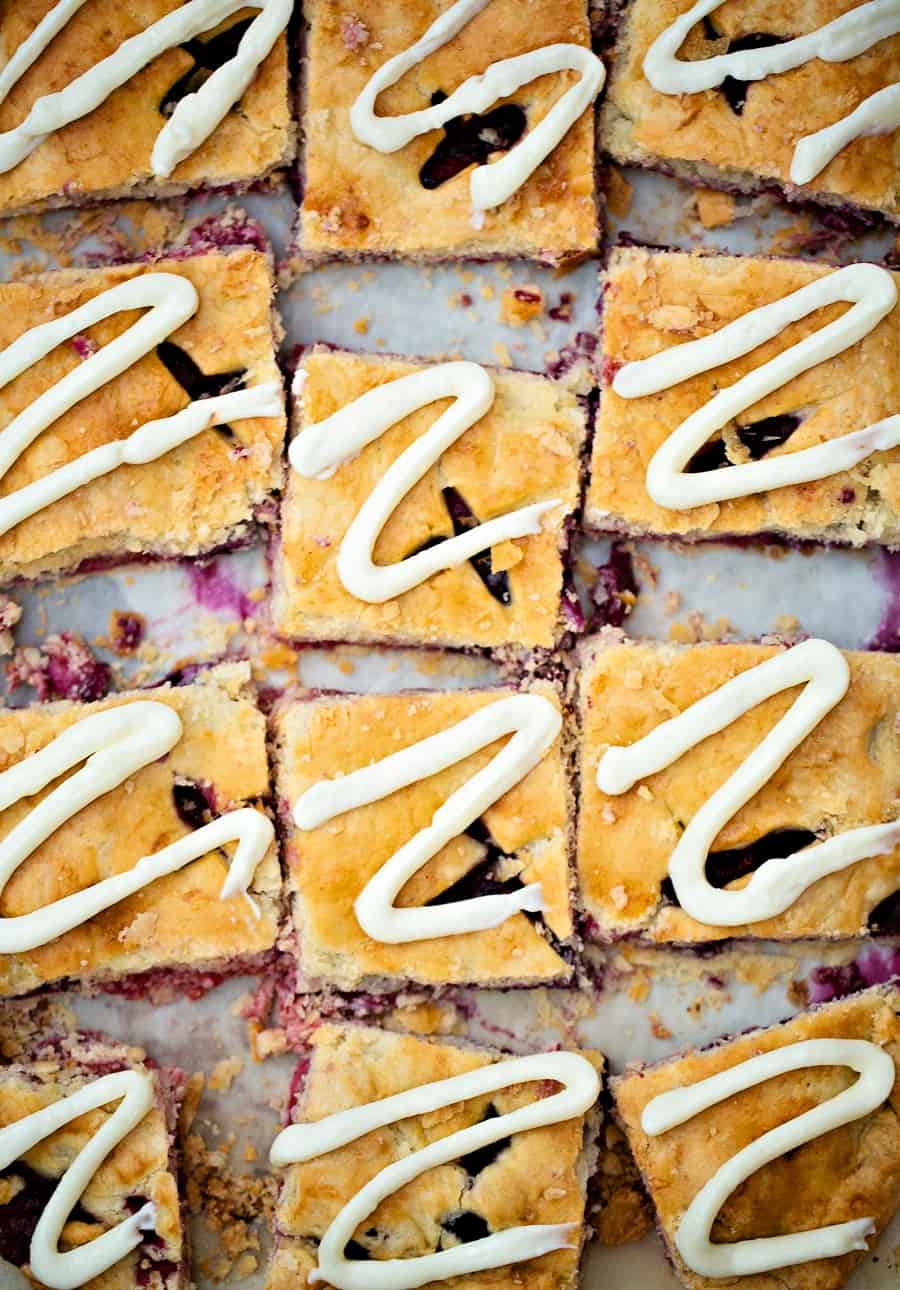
[605,166,634,218]
[499,284,544,327]
[208,1057,244,1092]
[693,187,736,228]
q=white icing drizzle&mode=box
[596,638,900,927]
[293,692,561,943]
[289,360,560,604]
[611,262,900,509]
[0,700,274,953]
[0,0,291,178]
[642,1037,896,1277]
[349,0,605,218]
[270,1049,600,1290]
[0,272,282,536]
[0,1068,158,1290]
[643,0,900,184]
[792,81,900,183]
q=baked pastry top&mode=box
[0,0,293,214]
[0,248,286,582]
[273,348,587,650]
[576,639,900,942]
[272,684,574,989]
[267,1023,601,1290]
[586,247,900,545]
[613,987,900,1290]
[0,1016,184,1290]
[0,662,281,997]
[298,0,599,263]
[600,0,900,220]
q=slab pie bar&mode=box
[272,683,576,991]
[0,248,286,583]
[613,986,900,1290]
[586,246,900,546]
[296,0,602,266]
[0,0,293,215]
[0,1003,187,1290]
[600,0,900,223]
[576,637,900,943]
[266,1024,603,1290]
[0,662,281,998]
[273,348,587,650]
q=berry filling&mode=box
[456,1105,511,1177]
[687,413,803,473]
[700,19,793,115]
[171,778,216,830]
[155,341,247,442]
[441,1211,491,1244]
[419,92,526,190]
[159,17,256,117]
[660,828,819,906]
[0,1162,94,1268]
[409,488,513,606]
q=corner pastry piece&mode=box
[0,247,286,582]
[0,1005,186,1289]
[272,682,576,990]
[586,247,900,546]
[266,1024,602,1290]
[614,986,900,1290]
[297,0,604,265]
[601,0,900,222]
[577,637,900,943]
[273,348,587,650]
[0,0,293,215]
[0,662,281,998]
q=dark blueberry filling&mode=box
[344,1239,371,1261]
[687,413,803,474]
[868,888,900,933]
[456,1104,511,1177]
[0,1163,94,1267]
[586,540,637,630]
[159,17,255,116]
[699,21,792,115]
[171,778,215,830]
[155,341,247,442]
[441,1211,491,1244]
[419,91,526,190]
[661,828,819,905]
[427,858,524,907]
[409,489,513,606]
[110,611,146,654]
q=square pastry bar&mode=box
[274,348,587,651]
[0,662,281,998]
[587,247,900,546]
[0,1002,187,1290]
[0,0,294,215]
[0,247,286,582]
[296,0,605,265]
[614,985,900,1290]
[576,637,900,943]
[265,1023,602,1290]
[601,0,900,223]
[272,682,577,990]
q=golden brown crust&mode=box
[0,248,286,581]
[298,0,599,263]
[613,987,900,1290]
[586,247,900,544]
[0,662,281,996]
[0,1035,183,1290]
[576,639,900,942]
[268,1024,602,1290]
[0,0,293,215]
[272,348,586,649]
[272,684,574,989]
[600,0,900,220]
